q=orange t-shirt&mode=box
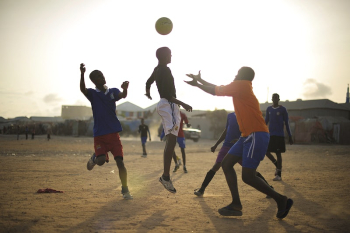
[215,80,268,137]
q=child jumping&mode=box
[80,63,133,200]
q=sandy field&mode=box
[0,134,349,233]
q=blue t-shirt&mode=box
[265,105,292,137]
[223,112,241,147]
[86,87,122,137]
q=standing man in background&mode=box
[265,93,293,181]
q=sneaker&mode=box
[159,176,176,193]
[194,188,204,197]
[141,154,147,158]
[87,153,96,171]
[122,191,133,200]
[173,164,179,172]
[273,175,282,181]
[183,166,188,173]
[178,159,182,165]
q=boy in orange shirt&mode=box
[185,67,293,219]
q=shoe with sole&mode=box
[183,166,188,173]
[87,153,96,171]
[218,206,243,216]
[178,159,182,165]
[194,188,204,197]
[159,176,176,193]
[141,154,147,158]
[122,191,133,200]
[173,165,179,172]
[273,175,282,181]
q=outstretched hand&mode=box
[185,70,201,86]
[186,70,201,81]
[80,63,85,73]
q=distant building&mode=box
[260,99,350,120]
[61,105,92,120]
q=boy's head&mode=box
[89,70,106,86]
[235,67,255,81]
[272,93,280,104]
[156,47,171,64]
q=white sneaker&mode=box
[273,175,282,181]
[87,153,96,171]
[178,159,182,165]
[159,176,176,193]
[141,154,147,158]
[122,192,133,200]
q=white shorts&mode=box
[157,98,181,137]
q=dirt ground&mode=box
[0,135,349,233]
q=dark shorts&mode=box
[267,135,286,153]
[141,136,147,145]
[216,145,242,165]
[177,137,186,148]
[94,133,123,159]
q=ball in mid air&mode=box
[155,17,173,35]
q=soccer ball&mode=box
[155,17,173,35]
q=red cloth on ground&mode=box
[37,188,63,193]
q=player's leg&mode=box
[241,132,292,218]
[157,99,180,193]
[242,167,289,215]
[194,145,231,197]
[115,157,133,199]
[110,133,132,199]
[265,151,278,168]
[172,151,179,172]
[164,134,177,177]
[274,152,282,181]
[194,162,221,197]
[87,135,107,170]
[221,154,243,211]
[178,137,187,173]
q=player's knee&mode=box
[221,160,231,172]
[95,155,106,166]
[114,156,124,167]
[242,171,254,185]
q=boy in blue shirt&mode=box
[265,93,293,181]
[80,63,132,200]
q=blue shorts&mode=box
[141,136,147,145]
[177,137,186,148]
[227,132,269,169]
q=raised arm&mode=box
[118,81,129,99]
[80,63,87,96]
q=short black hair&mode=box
[89,70,102,82]
[238,67,255,81]
[272,93,280,99]
[156,47,171,61]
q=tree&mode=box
[206,109,229,139]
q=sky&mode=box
[0,0,349,118]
